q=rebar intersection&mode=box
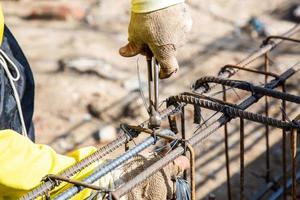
[21,24,300,200]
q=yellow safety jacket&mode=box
[0,0,185,45]
[0,4,4,44]
[131,0,184,13]
[0,1,186,198]
[0,130,113,199]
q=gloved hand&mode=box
[0,130,112,199]
[119,3,192,79]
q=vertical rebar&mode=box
[223,86,232,200]
[186,143,196,200]
[240,118,245,200]
[181,106,188,180]
[125,142,129,151]
[290,128,297,200]
[282,83,287,200]
[264,53,271,183]
[153,59,159,111]
[181,106,186,140]
[147,56,153,115]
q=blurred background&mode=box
[2,0,300,199]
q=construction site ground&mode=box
[2,0,300,199]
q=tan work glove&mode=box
[121,155,190,200]
[120,3,192,79]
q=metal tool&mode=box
[147,55,161,129]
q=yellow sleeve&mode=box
[0,130,112,200]
[0,3,4,44]
[131,0,185,13]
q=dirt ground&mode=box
[2,0,300,199]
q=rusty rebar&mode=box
[282,83,287,200]
[181,106,188,180]
[240,118,245,200]
[54,132,167,200]
[220,64,279,78]
[43,174,111,192]
[186,143,196,200]
[194,24,300,94]
[290,128,297,200]
[262,36,300,46]
[22,105,180,200]
[264,53,271,183]
[223,85,232,200]
[114,65,299,198]
[193,76,300,104]
[169,95,299,130]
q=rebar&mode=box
[21,134,129,200]
[264,53,271,183]
[21,105,180,200]
[185,143,196,200]
[253,154,300,199]
[268,171,300,200]
[262,36,300,46]
[169,94,299,130]
[240,118,245,200]
[223,86,232,200]
[194,23,300,94]
[114,64,299,198]
[54,135,157,199]
[282,84,287,200]
[193,76,300,104]
[220,64,279,78]
[291,127,298,200]
[23,25,300,200]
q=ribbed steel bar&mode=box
[21,105,179,200]
[290,128,297,200]
[169,95,299,130]
[186,143,196,200]
[240,118,245,200]
[195,23,300,94]
[21,134,129,200]
[281,83,287,200]
[54,135,158,199]
[193,76,300,104]
[181,106,188,180]
[264,53,271,183]
[114,65,300,198]
[223,86,232,200]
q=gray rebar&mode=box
[114,64,300,198]
[21,104,179,200]
[54,129,173,200]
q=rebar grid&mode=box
[21,24,300,200]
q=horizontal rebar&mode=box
[54,129,174,200]
[193,76,300,104]
[169,94,299,130]
[21,105,180,200]
[195,23,300,94]
[114,64,300,198]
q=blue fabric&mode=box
[176,178,191,200]
[0,25,35,141]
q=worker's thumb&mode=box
[119,41,144,57]
[150,44,179,79]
